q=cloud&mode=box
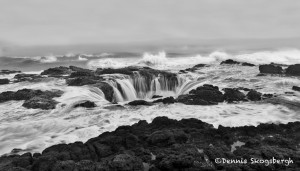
[0,0,300,47]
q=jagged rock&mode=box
[188,84,224,102]
[66,77,98,86]
[69,71,94,78]
[259,64,283,74]
[223,88,246,102]
[152,95,163,99]
[0,89,63,102]
[69,66,92,73]
[0,69,21,75]
[110,154,144,171]
[177,94,217,105]
[183,64,207,72]
[0,89,63,110]
[220,59,255,66]
[93,82,114,102]
[286,64,300,76]
[128,100,153,106]
[1,117,300,170]
[193,64,207,68]
[74,101,96,108]
[14,74,44,82]
[293,86,300,91]
[22,97,58,110]
[221,59,240,65]
[0,78,9,85]
[246,90,262,101]
[153,96,176,104]
[242,62,255,66]
[41,66,72,76]
[262,94,273,98]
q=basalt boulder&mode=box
[74,101,96,108]
[189,84,224,103]
[14,74,44,82]
[293,86,300,92]
[153,96,176,104]
[22,97,58,110]
[66,77,98,86]
[220,59,240,65]
[246,90,262,101]
[0,89,63,110]
[259,64,283,74]
[223,88,246,102]
[93,82,114,102]
[41,66,72,76]
[177,94,217,105]
[242,62,256,66]
[286,64,300,76]
[128,100,153,106]
[0,78,9,85]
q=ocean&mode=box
[0,49,300,155]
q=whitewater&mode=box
[0,50,300,155]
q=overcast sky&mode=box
[0,0,300,55]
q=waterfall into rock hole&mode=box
[105,72,204,102]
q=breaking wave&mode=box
[87,49,300,70]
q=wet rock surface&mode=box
[293,86,300,92]
[286,64,300,76]
[74,101,96,108]
[259,64,283,74]
[1,116,299,171]
[41,66,72,76]
[220,59,255,66]
[0,78,9,85]
[0,69,21,75]
[0,89,63,110]
[14,74,44,82]
[128,100,153,106]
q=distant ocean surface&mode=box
[1,48,300,72]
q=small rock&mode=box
[220,59,240,65]
[292,86,300,92]
[128,100,153,106]
[246,90,262,101]
[74,101,96,108]
[0,78,9,85]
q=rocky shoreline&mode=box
[0,60,300,170]
[0,116,299,171]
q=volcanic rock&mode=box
[223,88,246,102]
[22,97,58,110]
[0,78,9,85]
[259,64,283,74]
[152,95,163,99]
[128,100,153,106]
[292,86,300,92]
[14,74,44,82]
[241,62,256,66]
[220,59,240,65]
[1,116,299,170]
[189,84,224,102]
[74,101,96,108]
[41,66,72,76]
[246,90,262,101]
[286,64,300,76]
[0,89,63,110]
[93,82,114,102]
